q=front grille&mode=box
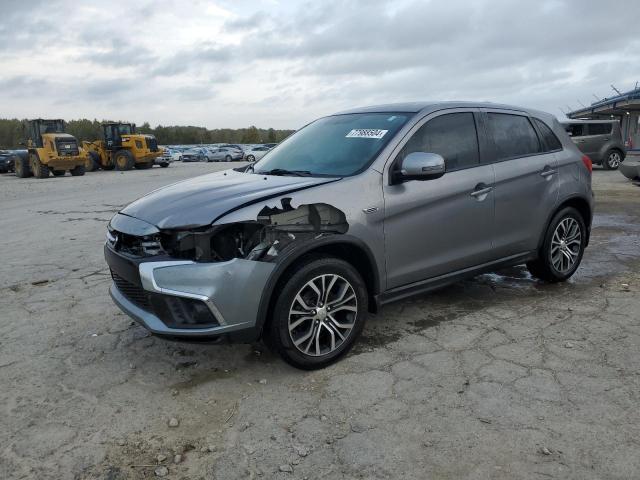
[55,138,79,156]
[108,227,164,257]
[111,271,150,308]
[146,137,159,152]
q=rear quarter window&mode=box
[533,118,562,152]
[586,123,612,136]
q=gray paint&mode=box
[110,258,275,335]
[106,101,594,340]
[120,169,339,229]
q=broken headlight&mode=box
[160,201,348,263]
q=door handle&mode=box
[470,184,493,198]
[540,167,557,178]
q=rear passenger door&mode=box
[383,110,496,288]
[482,110,559,258]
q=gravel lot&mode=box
[1,162,639,480]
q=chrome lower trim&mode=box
[138,261,227,325]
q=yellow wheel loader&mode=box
[15,119,86,178]
[82,123,163,171]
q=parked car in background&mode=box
[263,143,278,148]
[219,144,244,153]
[154,149,173,168]
[0,150,16,173]
[244,146,272,162]
[180,149,206,162]
[561,120,626,170]
[105,101,593,369]
[161,147,182,162]
[207,147,244,162]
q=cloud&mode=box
[0,0,639,128]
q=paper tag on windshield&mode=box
[346,129,388,139]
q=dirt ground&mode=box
[1,162,639,480]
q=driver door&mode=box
[383,110,496,289]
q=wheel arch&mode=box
[538,195,592,250]
[255,235,380,338]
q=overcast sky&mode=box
[1,0,639,129]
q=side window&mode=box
[564,123,584,137]
[487,113,542,160]
[533,118,562,152]
[400,112,480,171]
[586,123,612,136]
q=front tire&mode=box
[266,256,368,370]
[225,155,232,162]
[86,151,101,171]
[70,164,86,176]
[602,149,623,170]
[114,150,134,170]
[527,207,586,282]
[31,154,49,178]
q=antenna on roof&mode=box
[577,100,587,108]
[611,84,622,96]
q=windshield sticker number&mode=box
[346,129,388,139]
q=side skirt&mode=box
[375,251,536,309]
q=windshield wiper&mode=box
[258,168,312,177]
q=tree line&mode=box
[0,118,294,148]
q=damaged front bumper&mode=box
[106,245,274,341]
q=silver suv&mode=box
[561,120,626,170]
[105,102,594,369]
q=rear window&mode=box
[564,123,585,137]
[586,123,612,136]
[533,118,562,152]
[487,113,542,160]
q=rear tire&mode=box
[527,207,586,283]
[246,155,255,162]
[225,155,232,162]
[114,150,134,170]
[602,149,623,170]
[31,154,50,178]
[15,156,32,178]
[70,164,86,176]
[265,256,368,370]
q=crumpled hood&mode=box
[120,169,338,229]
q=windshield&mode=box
[118,124,133,134]
[253,112,411,176]
[39,120,65,135]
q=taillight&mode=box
[581,155,592,174]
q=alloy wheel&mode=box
[607,151,621,169]
[550,217,581,273]
[288,274,357,357]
